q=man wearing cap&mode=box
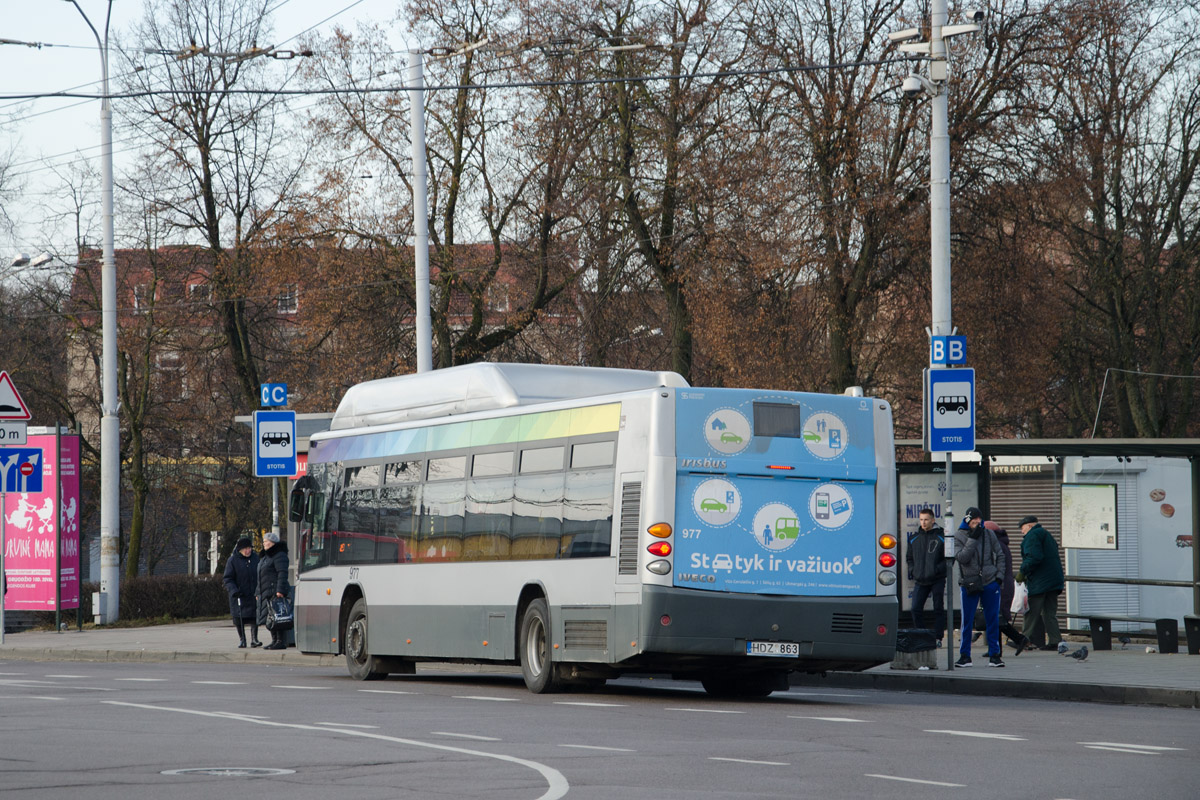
[953,507,1006,667]
[1016,515,1064,651]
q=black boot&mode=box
[234,618,247,648]
[265,630,287,650]
[250,623,262,648]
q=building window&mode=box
[278,284,299,314]
[133,284,151,313]
[188,282,212,303]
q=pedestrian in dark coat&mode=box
[223,536,261,648]
[906,508,947,640]
[257,531,291,650]
[1017,515,1065,650]
[986,521,1030,655]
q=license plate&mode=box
[746,640,799,657]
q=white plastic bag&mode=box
[1011,581,1029,615]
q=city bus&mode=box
[288,363,899,696]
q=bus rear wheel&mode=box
[345,598,389,681]
[519,598,560,693]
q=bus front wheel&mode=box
[519,598,560,693]
[345,598,389,681]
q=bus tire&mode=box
[519,598,559,693]
[345,598,389,681]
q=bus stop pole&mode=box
[944,456,955,670]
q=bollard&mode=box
[1154,619,1179,654]
[1088,617,1112,651]
[1184,616,1200,656]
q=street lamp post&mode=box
[892,1,981,670]
[66,0,120,623]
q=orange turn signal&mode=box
[648,522,672,538]
[879,534,897,549]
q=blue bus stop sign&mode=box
[253,410,297,477]
[924,368,975,452]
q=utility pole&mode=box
[892,1,982,671]
[68,0,120,623]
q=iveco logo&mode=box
[677,573,716,583]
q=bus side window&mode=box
[562,468,614,558]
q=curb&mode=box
[0,647,339,668]
[791,670,1200,709]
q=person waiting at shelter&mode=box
[906,508,946,644]
[1017,515,1065,651]
[954,507,1006,668]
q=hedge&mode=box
[30,575,230,627]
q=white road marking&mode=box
[925,729,1025,741]
[665,707,746,714]
[116,678,168,682]
[270,685,330,690]
[358,689,417,695]
[315,722,379,729]
[453,695,519,702]
[709,757,789,766]
[866,773,965,788]
[432,731,502,741]
[30,696,65,701]
[0,672,28,676]
[106,701,568,800]
[45,674,87,679]
[192,681,247,685]
[1079,742,1184,752]
[559,744,635,752]
[789,716,864,722]
[553,701,627,707]
[781,691,865,698]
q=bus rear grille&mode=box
[830,613,864,634]
[564,620,608,650]
[618,482,642,575]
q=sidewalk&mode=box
[1,621,1196,708]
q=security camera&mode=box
[888,28,922,44]
[966,8,985,22]
[902,75,924,97]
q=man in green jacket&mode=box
[1016,515,1065,650]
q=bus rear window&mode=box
[753,402,802,438]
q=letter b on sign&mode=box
[930,336,966,365]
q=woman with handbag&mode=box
[257,530,292,650]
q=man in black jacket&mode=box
[906,508,947,642]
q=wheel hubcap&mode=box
[348,617,367,662]
[527,618,545,675]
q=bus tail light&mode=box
[648,522,672,538]
[878,571,896,586]
[648,541,672,557]
[879,552,896,568]
[646,559,671,575]
[877,624,889,636]
[878,533,897,549]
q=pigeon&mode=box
[1070,645,1089,662]
[1118,635,1132,649]
[1058,641,1070,655]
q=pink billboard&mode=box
[2,434,81,610]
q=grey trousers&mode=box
[1022,590,1062,647]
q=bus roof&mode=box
[329,362,690,430]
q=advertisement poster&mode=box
[896,465,981,612]
[672,389,880,596]
[1,434,81,610]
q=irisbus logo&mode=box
[680,458,727,469]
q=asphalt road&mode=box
[0,661,1193,799]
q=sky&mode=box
[0,0,405,272]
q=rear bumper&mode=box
[636,585,897,673]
